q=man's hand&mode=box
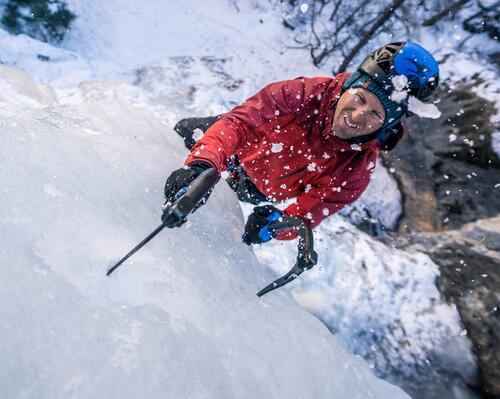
[243,205,282,245]
[162,161,214,226]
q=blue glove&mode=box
[242,205,282,245]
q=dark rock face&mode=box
[401,218,500,397]
[382,83,500,234]
[382,84,500,397]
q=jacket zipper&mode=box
[276,165,309,181]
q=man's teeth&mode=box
[344,115,358,129]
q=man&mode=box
[163,41,439,244]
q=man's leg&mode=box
[174,115,222,150]
[231,175,268,205]
[226,158,268,205]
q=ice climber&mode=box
[163,41,440,244]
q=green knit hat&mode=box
[343,70,406,130]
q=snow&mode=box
[389,76,442,118]
[307,162,317,171]
[271,143,283,153]
[192,128,204,142]
[250,213,475,392]
[300,3,309,14]
[0,57,409,399]
[0,0,493,396]
[408,95,441,119]
[492,131,500,157]
[390,75,409,103]
[0,64,56,108]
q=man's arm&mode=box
[184,78,306,171]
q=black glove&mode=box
[162,161,213,226]
[243,205,282,245]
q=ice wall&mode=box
[0,65,409,399]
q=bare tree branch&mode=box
[337,0,406,73]
[422,0,473,26]
[393,11,411,37]
[332,0,371,38]
[329,0,344,21]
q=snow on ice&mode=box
[0,61,410,399]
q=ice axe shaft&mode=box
[106,168,218,276]
[106,224,165,276]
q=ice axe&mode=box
[244,214,318,297]
[106,168,218,276]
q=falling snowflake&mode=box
[307,162,317,171]
[300,3,309,13]
[350,144,362,151]
[392,75,408,91]
[390,75,409,103]
[408,96,441,119]
[192,128,204,142]
[271,143,283,153]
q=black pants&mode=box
[174,116,267,205]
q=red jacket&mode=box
[185,73,403,239]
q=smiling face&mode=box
[332,87,386,140]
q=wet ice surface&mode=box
[0,64,410,399]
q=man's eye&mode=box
[373,111,382,121]
[356,93,366,104]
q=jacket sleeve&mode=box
[184,79,306,171]
[275,167,374,241]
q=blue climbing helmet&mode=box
[359,41,440,103]
[341,42,439,148]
